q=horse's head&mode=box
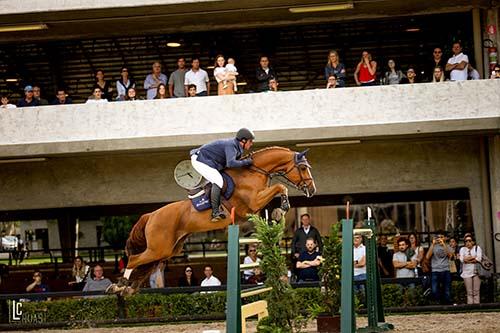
[289,149,316,198]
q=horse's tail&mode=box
[126,213,151,256]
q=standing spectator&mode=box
[459,235,482,304]
[382,59,405,85]
[324,50,346,87]
[296,238,322,282]
[255,56,277,92]
[268,78,279,92]
[68,256,90,291]
[354,51,377,86]
[82,264,112,294]
[93,69,113,101]
[432,66,446,82]
[291,213,322,261]
[116,67,135,101]
[154,83,168,99]
[377,235,394,278]
[169,57,187,98]
[26,271,49,293]
[178,265,199,287]
[408,233,425,276]
[86,87,108,104]
[490,65,500,79]
[1,94,16,109]
[184,57,210,96]
[353,235,367,293]
[400,67,418,84]
[32,85,48,105]
[426,231,453,304]
[149,261,166,288]
[393,237,417,288]
[214,54,232,95]
[326,75,337,89]
[243,244,263,284]
[186,84,197,97]
[51,88,73,105]
[17,85,39,107]
[125,87,140,101]
[144,61,168,100]
[448,237,460,275]
[445,41,469,81]
[426,47,447,81]
[200,265,221,287]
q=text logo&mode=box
[9,300,22,322]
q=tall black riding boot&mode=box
[210,184,226,222]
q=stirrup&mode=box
[211,210,226,222]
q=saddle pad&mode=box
[190,172,235,212]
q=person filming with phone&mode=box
[425,231,453,305]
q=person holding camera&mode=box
[425,231,453,304]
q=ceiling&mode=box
[0,0,489,44]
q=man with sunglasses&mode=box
[426,47,447,82]
[425,231,453,304]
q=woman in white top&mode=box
[242,244,262,284]
[459,235,482,304]
[68,256,90,290]
[213,55,234,95]
[86,87,108,104]
[116,67,135,101]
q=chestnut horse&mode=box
[108,146,316,295]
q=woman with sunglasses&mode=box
[243,244,263,284]
[459,235,482,304]
[178,265,198,287]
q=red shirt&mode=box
[359,63,376,83]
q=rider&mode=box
[190,128,255,221]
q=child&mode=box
[224,58,239,91]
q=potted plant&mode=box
[313,221,342,333]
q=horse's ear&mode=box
[298,148,310,160]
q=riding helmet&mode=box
[236,128,255,141]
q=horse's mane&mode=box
[242,146,292,159]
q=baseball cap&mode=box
[24,85,33,92]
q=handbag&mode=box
[475,246,493,278]
[449,259,457,273]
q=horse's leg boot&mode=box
[210,184,226,222]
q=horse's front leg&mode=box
[251,184,289,212]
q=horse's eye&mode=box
[300,165,307,171]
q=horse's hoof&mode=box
[117,277,130,287]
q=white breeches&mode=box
[191,154,224,188]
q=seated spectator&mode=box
[490,65,500,79]
[125,87,141,101]
[324,50,346,87]
[17,85,39,107]
[187,84,197,97]
[243,244,263,284]
[268,78,279,92]
[26,271,50,293]
[86,87,108,104]
[116,67,135,101]
[1,94,16,109]
[68,256,90,291]
[467,64,480,80]
[296,238,322,282]
[82,264,112,296]
[382,59,405,85]
[154,83,168,99]
[459,235,482,304]
[145,61,168,99]
[200,265,221,287]
[400,67,418,84]
[426,231,453,304]
[93,69,113,101]
[354,50,377,86]
[326,75,337,89]
[392,237,417,288]
[377,234,394,278]
[33,85,48,105]
[446,41,469,81]
[432,66,446,82]
[256,56,277,92]
[51,88,73,105]
[149,261,166,288]
[178,265,199,287]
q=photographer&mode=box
[425,231,453,305]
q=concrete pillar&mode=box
[472,8,484,78]
[57,213,76,263]
[489,135,500,271]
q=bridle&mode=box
[250,153,314,197]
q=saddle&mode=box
[188,172,235,212]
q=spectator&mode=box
[26,271,49,293]
[432,66,446,82]
[243,244,263,284]
[86,87,108,104]
[1,94,16,109]
[200,265,221,287]
[408,232,425,276]
[324,50,346,87]
[82,264,112,295]
[169,57,187,98]
[93,69,113,101]
[353,234,367,293]
[144,61,168,100]
[400,67,418,84]
[377,234,394,278]
[187,84,197,97]
[255,56,277,92]
[184,58,210,96]
[154,83,168,99]
[426,47,447,81]
[382,59,405,85]
[326,75,337,89]
[51,88,73,105]
[268,78,279,92]
[296,238,322,282]
[459,235,482,304]
[149,261,166,288]
[116,67,135,101]
[178,265,199,287]
[32,85,48,105]
[214,54,233,95]
[118,252,128,273]
[490,65,500,79]
[392,237,417,288]
[446,41,469,81]
[17,85,39,107]
[68,256,90,291]
[291,213,322,261]
[448,236,460,275]
[425,231,453,304]
[226,58,238,92]
[125,87,140,101]
[467,64,480,80]
[354,50,377,86]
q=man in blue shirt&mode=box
[296,238,322,282]
[190,128,254,221]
